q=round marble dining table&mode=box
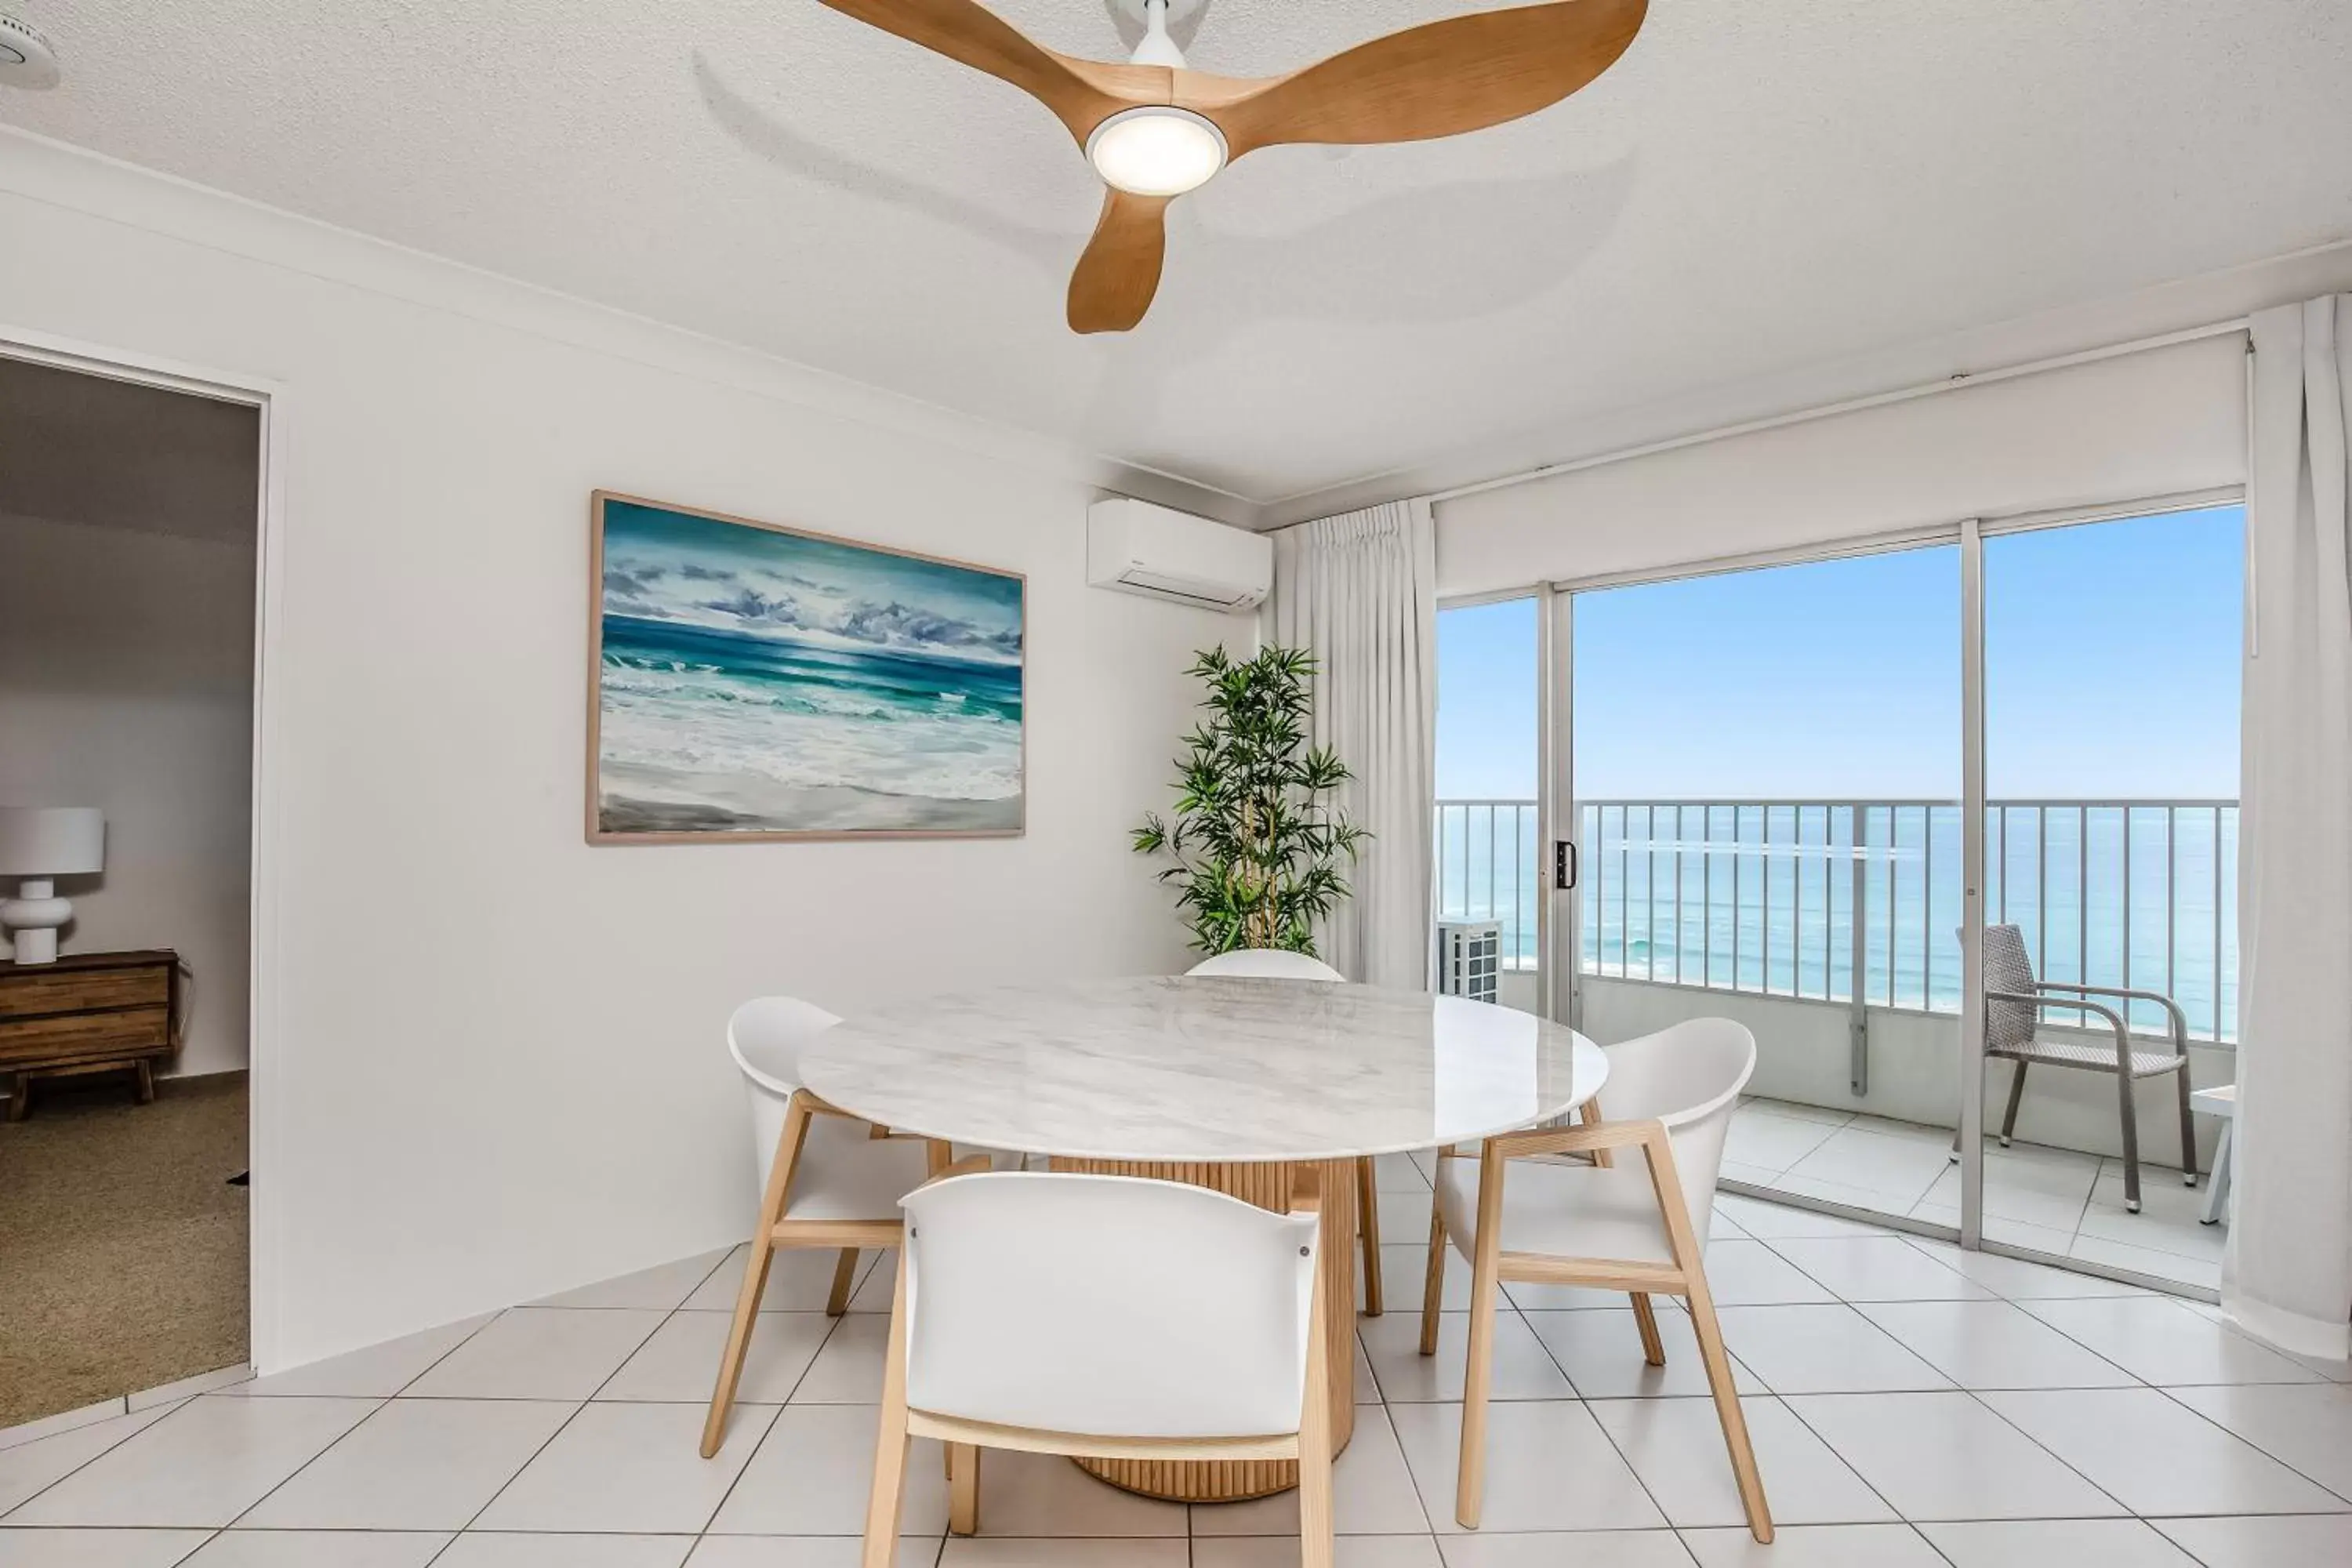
[800,975,1608,1503]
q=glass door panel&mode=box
[1979,504,2243,1287]
[1560,543,1963,1229]
[1435,597,1543,1014]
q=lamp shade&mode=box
[0,807,105,876]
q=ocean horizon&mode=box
[1438,800,2239,1042]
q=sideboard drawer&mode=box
[0,1005,171,1067]
[0,966,169,1020]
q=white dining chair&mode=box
[703,996,959,1459]
[1422,1017,1771,1541]
[862,1168,1335,1568]
[1184,949,1388,1316]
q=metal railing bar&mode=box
[2213,804,2224,1042]
[2166,805,2178,1015]
[2078,804,2089,988]
[2123,806,2134,999]
[1448,793,2233,1044]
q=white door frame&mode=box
[0,323,292,1372]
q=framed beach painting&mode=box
[586,492,1025,842]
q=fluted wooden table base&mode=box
[1046,1155,1359,1502]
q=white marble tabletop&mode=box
[798,976,1608,1164]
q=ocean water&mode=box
[1437,801,2239,1043]
[597,614,1023,828]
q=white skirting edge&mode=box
[2225,1290,2352,1362]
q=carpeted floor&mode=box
[0,1072,248,1430]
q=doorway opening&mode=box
[0,353,263,1429]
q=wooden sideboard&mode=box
[0,949,182,1121]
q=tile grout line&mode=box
[220,1288,666,1548]
[693,1250,877,1553]
[418,1244,746,1566]
[0,1394,205,1524]
[2143,1383,2352,1508]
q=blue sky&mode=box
[1436,505,2244,800]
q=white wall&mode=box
[1435,332,2250,596]
[0,510,255,1080]
[0,130,1236,1371]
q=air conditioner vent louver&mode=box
[1088,497,1271,614]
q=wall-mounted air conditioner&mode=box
[1087,496,1272,613]
[1436,920,1503,1004]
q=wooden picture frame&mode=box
[586,490,1027,844]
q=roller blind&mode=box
[1435,332,2249,597]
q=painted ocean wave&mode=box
[597,613,1022,805]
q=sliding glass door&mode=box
[1552,543,1963,1230]
[1520,500,2243,1280]
[1976,504,2243,1289]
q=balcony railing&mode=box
[1435,798,2239,1043]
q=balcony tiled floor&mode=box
[6,1156,2347,1568]
[1722,1097,2225,1291]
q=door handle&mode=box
[1554,839,1579,891]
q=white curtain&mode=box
[1266,499,1438,989]
[2227,295,2352,1360]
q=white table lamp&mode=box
[0,807,105,965]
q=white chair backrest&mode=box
[727,996,841,1098]
[728,997,842,1196]
[1186,949,1345,982]
[901,1172,1321,1440]
[1595,1018,1757,1247]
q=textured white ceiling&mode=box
[4,1,2349,512]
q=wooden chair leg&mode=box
[1419,1200,1448,1356]
[1357,1156,1383,1317]
[827,1249,861,1316]
[1689,1272,1773,1542]
[861,1253,916,1568]
[702,1092,811,1459]
[2001,1060,2028,1146]
[1454,1139,1508,1530]
[2118,1069,2143,1213]
[947,1444,981,1535]
[1298,1223,1336,1568]
[1629,1293,1668,1367]
[1642,1128,1771,1543]
[2175,1069,2199,1185]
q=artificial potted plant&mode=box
[1132,644,1366,955]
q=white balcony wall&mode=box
[1580,975,2230,1171]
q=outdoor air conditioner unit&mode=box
[1436,920,1504,1004]
[1087,496,1272,613]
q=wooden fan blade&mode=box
[1067,188,1171,334]
[811,0,1160,143]
[1181,0,1646,159]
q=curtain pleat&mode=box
[2227,295,2352,1359]
[1265,500,1437,989]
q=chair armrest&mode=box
[1991,989,2130,1067]
[2033,980,2189,1047]
[1489,1118,1665,1161]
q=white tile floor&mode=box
[4,1156,2348,1567]
[1722,1097,2227,1291]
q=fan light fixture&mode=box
[1087,107,1227,198]
[808,0,1649,332]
